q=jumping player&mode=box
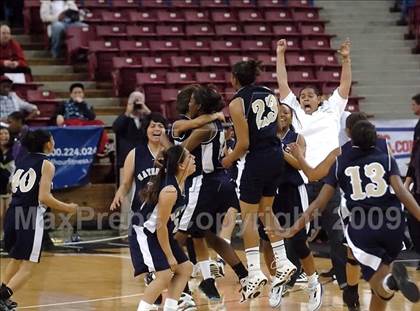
[221,60,296,300]
[272,120,420,311]
[1,129,78,310]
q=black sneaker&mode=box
[144,272,162,305]
[0,300,9,311]
[343,286,360,311]
[198,278,221,301]
[5,299,17,310]
[392,262,420,303]
[320,268,335,279]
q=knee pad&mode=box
[347,258,359,266]
[292,239,311,259]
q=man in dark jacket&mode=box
[405,93,420,269]
[112,91,151,169]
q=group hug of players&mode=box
[1,39,420,311]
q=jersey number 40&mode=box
[251,94,278,130]
[11,168,37,193]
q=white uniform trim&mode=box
[133,225,155,272]
[344,224,382,272]
[29,206,46,262]
[178,175,202,231]
[297,184,310,234]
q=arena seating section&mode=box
[405,0,420,53]
[22,0,363,123]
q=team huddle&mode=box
[1,39,420,311]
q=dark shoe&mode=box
[4,299,17,311]
[144,272,162,305]
[0,300,9,311]
[320,268,335,279]
[343,286,360,311]
[392,262,420,303]
[198,278,221,301]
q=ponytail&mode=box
[351,120,377,151]
[232,59,263,86]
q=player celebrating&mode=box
[1,130,78,310]
[271,120,420,310]
[222,60,296,300]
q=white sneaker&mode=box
[244,270,268,300]
[178,292,197,311]
[210,259,225,278]
[307,282,323,311]
[296,272,308,284]
[191,264,201,278]
[269,280,284,308]
[271,259,297,288]
[239,278,247,303]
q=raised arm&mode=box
[337,38,352,99]
[181,124,213,152]
[276,39,292,101]
[221,98,249,168]
[39,161,78,213]
[390,175,420,221]
[172,112,224,139]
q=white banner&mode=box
[372,119,418,176]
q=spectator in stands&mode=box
[112,91,151,169]
[0,75,39,122]
[7,111,28,160]
[54,83,109,155]
[0,125,14,196]
[404,93,420,269]
[40,0,85,58]
[3,0,24,27]
[0,24,31,76]
[396,0,416,25]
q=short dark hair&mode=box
[298,85,322,97]
[176,84,199,115]
[7,111,25,123]
[193,85,225,115]
[345,112,369,131]
[69,83,84,93]
[142,112,168,142]
[232,59,262,86]
[412,93,420,105]
[351,120,377,151]
[21,129,52,153]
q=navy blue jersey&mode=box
[131,143,159,212]
[324,145,401,211]
[232,85,281,152]
[139,175,187,234]
[226,138,239,181]
[10,153,48,208]
[278,129,304,186]
[341,137,388,154]
[171,114,202,178]
[201,120,225,176]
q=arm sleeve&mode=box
[323,161,339,187]
[112,115,130,134]
[12,41,28,67]
[326,88,348,116]
[14,94,37,112]
[40,2,56,23]
[83,103,96,120]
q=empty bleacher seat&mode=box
[112,57,143,97]
[149,41,180,56]
[170,56,201,71]
[88,40,120,80]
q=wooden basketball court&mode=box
[1,249,418,310]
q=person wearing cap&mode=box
[0,76,39,122]
[0,24,31,75]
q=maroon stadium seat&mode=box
[243,25,273,38]
[238,11,265,23]
[293,9,321,22]
[264,10,294,23]
[240,41,271,55]
[95,25,127,41]
[285,52,314,67]
[129,11,158,23]
[141,56,171,72]
[119,40,150,57]
[156,11,185,23]
[26,90,59,119]
[228,55,255,66]
[136,73,167,113]
[200,0,230,9]
[180,40,211,56]
[88,40,120,80]
[101,11,130,23]
[156,25,185,38]
[215,24,244,38]
[140,0,170,9]
[200,56,230,70]
[271,38,301,51]
[195,72,226,86]
[211,11,238,23]
[186,24,216,38]
[229,0,257,9]
[301,39,333,51]
[313,52,340,67]
[170,56,201,71]
[272,24,301,36]
[210,41,242,55]
[287,69,317,84]
[184,10,211,23]
[127,25,157,38]
[316,70,341,82]
[66,26,96,64]
[171,0,201,9]
[257,54,277,70]
[112,57,143,97]
[166,72,197,86]
[149,41,180,56]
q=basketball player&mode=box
[258,103,323,310]
[1,130,78,311]
[130,145,196,311]
[221,60,297,300]
[272,120,420,311]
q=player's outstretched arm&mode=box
[110,149,135,211]
[276,39,292,101]
[172,112,225,138]
[337,38,352,99]
[390,175,420,221]
[39,160,78,213]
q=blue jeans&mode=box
[51,20,86,58]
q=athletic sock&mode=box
[0,284,12,300]
[271,240,288,263]
[183,283,191,295]
[245,246,260,274]
[232,262,248,280]
[383,274,398,293]
[137,300,154,311]
[163,298,178,311]
[198,259,213,280]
